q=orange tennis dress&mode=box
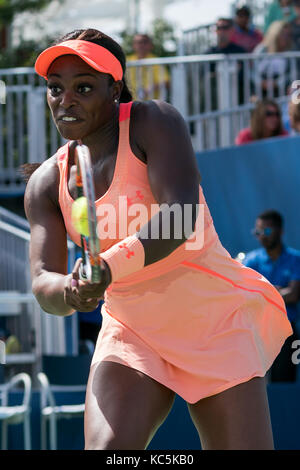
[57,102,292,403]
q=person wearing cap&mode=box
[23,28,292,449]
[230,6,263,52]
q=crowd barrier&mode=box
[2,51,300,195]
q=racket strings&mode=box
[75,144,102,283]
[75,153,88,268]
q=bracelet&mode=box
[100,235,145,283]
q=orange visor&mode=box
[35,39,123,81]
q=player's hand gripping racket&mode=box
[73,143,102,283]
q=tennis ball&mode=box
[71,196,89,236]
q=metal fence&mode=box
[0,207,78,359]
[126,51,300,150]
[0,50,300,194]
[180,23,217,55]
[0,67,66,196]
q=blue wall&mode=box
[3,385,300,450]
[196,135,300,257]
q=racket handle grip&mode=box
[79,261,91,281]
[79,260,102,283]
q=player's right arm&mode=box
[24,157,99,316]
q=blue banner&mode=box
[196,135,300,257]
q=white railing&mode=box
[180,23,216,55]
[0,50,299,192]
[0,212,78,357]
[127,51,299,150]
[0,67,66,196]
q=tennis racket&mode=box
[75,142,102,283]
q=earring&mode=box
[114,98,118,103]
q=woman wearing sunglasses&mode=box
[235,99,289,145]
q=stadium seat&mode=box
[0,372,32,449]
[37,354,91,450]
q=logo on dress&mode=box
[127,191,144,207]
[119,243,135,259]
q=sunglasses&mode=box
[134,39,150,44]
[216,25,231,31]
[252,227,274,237]
[265,110,280,117]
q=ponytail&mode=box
[120,78,133,103]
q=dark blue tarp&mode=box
[196,135,300,258]
[2,385,300,449]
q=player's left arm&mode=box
[133,100,201,266]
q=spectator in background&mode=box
[264,0,296,33]
[286,99,300,133]
[204,18,246,107]
[235,99,289,145]
[290,0,300,49]
[243,210,300,382]
[230,5,263,52]
[253,21,292,97]
[205,18,247,54]
[126,33,170,100]
[254,20,292,53]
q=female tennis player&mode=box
[24,28,292,450]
